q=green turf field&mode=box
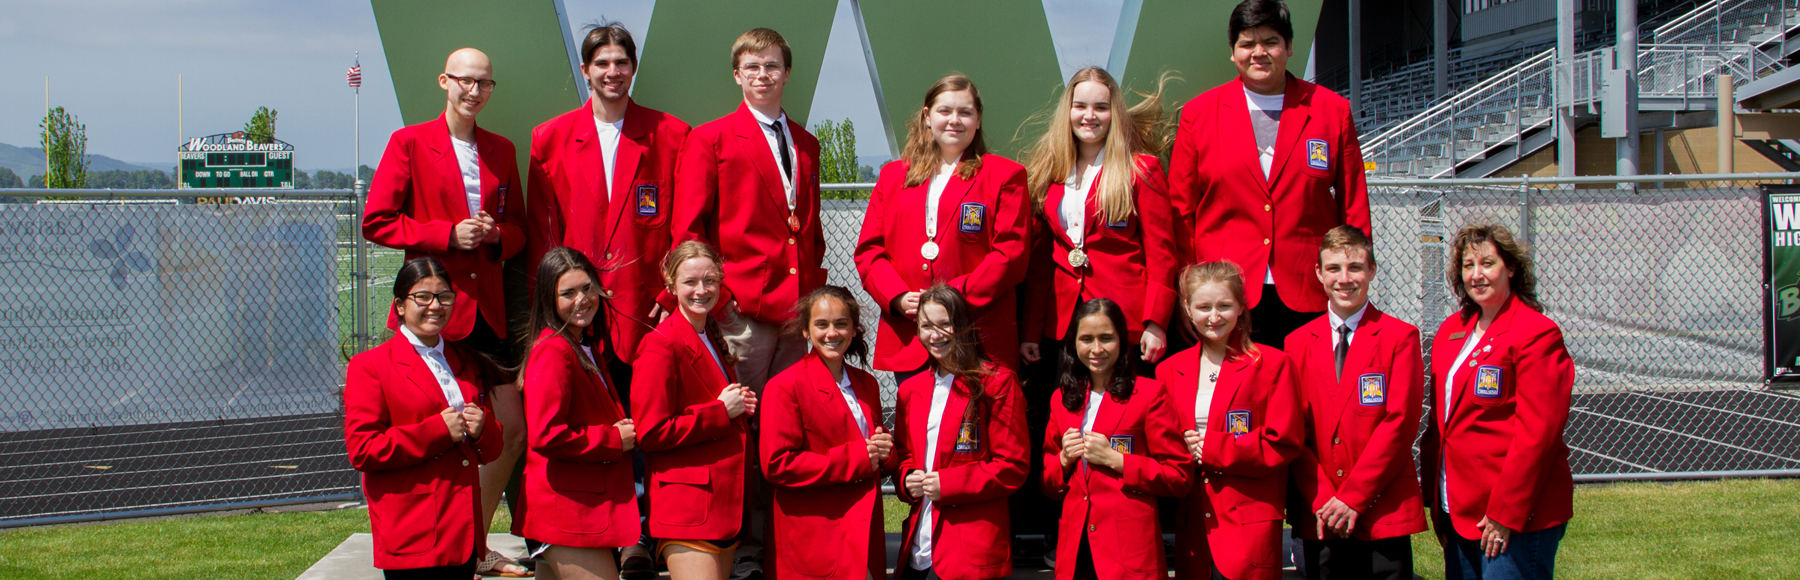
[1,479,1792,579]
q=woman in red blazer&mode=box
[891,284,1029,580]
[632,240,758,580]
[855,74,1031,376]
[759,286,895,580]
[511,247,639,580]
[1019,66,1179,366]
[344,256,503,578]
[1042,298,1191,580]
[1422,224,1573,580]
[1154,261,1305,580]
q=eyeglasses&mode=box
[444,73,498,93]
[736,62,786,77]
[406,291,457,306]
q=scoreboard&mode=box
[178,132,295,189]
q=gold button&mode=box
[605,252,613,260]
[1203,477,1210,484]
[787,238,796,245]
[1083,495,1089,501]
[1205,512,1213,518]
[788,267,797,275]
[1263,238,1271,245]
[1264,204,1272,211]
[1333,437,1341,445]
[921,263,929,270]
[1089,525,1096,531]
[469,272,477,279]
[1336,469,1346,477]
[462,460,470,466]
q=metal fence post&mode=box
[353,179,369,354]
[1519,174,1535,253]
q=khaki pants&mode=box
[717,306,807,577]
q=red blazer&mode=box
[759,354,891,580]
[891,363,1030,580]
[1282,306,1427,542]
[1040,378,1191,580]
[363,113,526,340]
[512,328,638,548]
[671,103,825,325]
[526,99,690,360]
[344,334,503,570]
[631,314,749,540]
[1022,155,1179,344]
[1167,74,1370,312]
[1422,296,1574,540]
[854,157,1031,372]
[1156,345,1304,580]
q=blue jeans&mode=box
[1444,523,1565,580]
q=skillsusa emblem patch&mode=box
[635,184,659,216]
[1475,366,1503,398]
[1359,374,1386,406]
[954,419,981,453]
[1226,410,1252,436]
[1307,139,1330,170]
[1108,435,1134,455]
[958,202,986,233]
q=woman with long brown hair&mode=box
[891,284,1030,579]
[854,74,1031,381]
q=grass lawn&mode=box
[1,479,1793,579]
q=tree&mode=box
[293,169,312,189]
[0,167,21,188]
[357,164,374,184]
[39,106,88,189]
[244,107,279,144]
[813,118,868,199]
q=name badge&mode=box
[954,419,980,453]
[1475,366,1503,398]
[1358,373,1386,406]
[1226,410,1252,436]
[635,184,659,216]
[1307,139,1330,170]
[1108,434,1134,454]
[958,202,986,233]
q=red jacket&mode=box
[1422,296,1574,540]
[891,363,1030,580]
[1022,155,1179,344]
[671,103,826,325]
[1156,345,1304,580]
[526,99,690,360]
[344,334,503,570]
[1167,75,1369,312]
[513,328,638,548]
[759,354,891,580]
[854,157,1031,372]
[631,314,749,540]
[363,114,525,340]
[1283,306,1428,541]
[1040,378,1191,580]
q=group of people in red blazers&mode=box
[342,1,1576,580]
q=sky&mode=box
[0,0,1122,172]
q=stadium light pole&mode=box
[1433,0,1447,100]
[1615,0,1639,177]
[1348,0,1361,123]
[1556,0,1575,178]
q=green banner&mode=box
[1764,185,1800,381]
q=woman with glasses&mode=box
[511,247,640,580]
[632,240,758,580]
[345,256,507,580]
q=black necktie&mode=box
[1335,324,1352,380]
[768,120,793,179]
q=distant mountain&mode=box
[0,142,172,179]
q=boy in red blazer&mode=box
[1283,226,1426,579]
[363,48,525,359]
[1167,0,1370,346]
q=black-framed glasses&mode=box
[444,73,498,93]
[406,291,457,306]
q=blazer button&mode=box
[788,267,797,275]
[1263,238,1271,245]
[787,238,796,245]
[1082,495,1088,501]
[462,460,470,466]
[1205,512,1213,518]
[605,252,614,260]
[1088,524,1096,531]
[1264,204,1272,211]
[1333,437,1341,445]
[921,263,929,270]
[469,272,478,279]
[1336,469,1346,477]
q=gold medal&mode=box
[1068,247,1089,268]
[787,214,801,232]
[921,240,940,260]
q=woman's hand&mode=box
[1081,431,1125,472]
[892,292,922,320]
[1477,516,1514,558]
[920,471,942,501]
[1020,342,1041,363]
[904,470,927,498]
[1058,428,1086,468]
[460,405,485,440]
[441,407,468,442]
[719,383,748,418]
[866,427,893,470]
[1182,429,1205,463]
[616,419,636,452]
[1141,322,1168,362]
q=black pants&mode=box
[383,552,477,580]
[1302,536,1414,580]
[1072,532,1099,580]
[898,562,941,580]
[456,316,513,365]
[1250,284,1322,347]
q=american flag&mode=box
[346,60,362,88]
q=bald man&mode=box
[361,47,532,577]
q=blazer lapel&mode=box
[732,105,790,218]
[1270,76,1313,190]
[1451,301,1518,428]
[674,321,733,395]
[852,370,881,438]
[933,376,973,469]
[1091,383,1129,437]
[1209,355,1254,434]
[935,166,979,238]
[427,116,471,222]
[605,102,648,247]
[394,339,450,409]
[1043,181,1076,249]
[1082,166,1107,247]
[1220,81,1270,192]
[1331,312,1384,422]
[1163,349,1200,428]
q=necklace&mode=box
[1208,371,1219,382]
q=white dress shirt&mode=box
[1439,334,1482,513]
[925,171,953,241]
[1060,151,1102,246]
[593,117,624,200]
[401,325,464,412]
[1329,302,1370,352]
[837,370,871,438]
[745,105,797,210]
[909,371,957,570]
[450,135,482,217]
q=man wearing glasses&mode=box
[668,27,824,580]
[365,52,529,577]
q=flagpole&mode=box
[354,51,361,181]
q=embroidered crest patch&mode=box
[1359,373,1386,406]
[496,185,509,216]
[954,419,981,453]
[635,184,659,216]
[1307,139,1330,170]
[1226,410,1252,436]
[958,202,986,233]
[1106,215,1129,229]
[1109,435,1134,454]
[1475,365,1503,398]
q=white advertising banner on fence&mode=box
[1,203,340,431]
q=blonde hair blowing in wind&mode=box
[1023,67,1179,224]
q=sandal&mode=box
[476,549,534,578]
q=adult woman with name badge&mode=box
[344,257,505,580]
[855,74,1031,379]
[1422,224,1573,580]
